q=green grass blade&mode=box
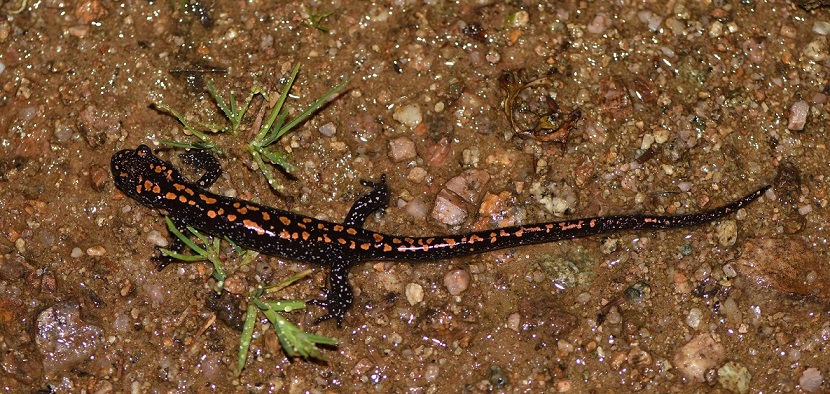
[237,302,258,375]
[163,216,206,255]
[268,78,349,144]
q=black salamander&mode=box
[111,145,769,326]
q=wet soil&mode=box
[1,0,829,392]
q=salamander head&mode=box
[111,145,181,208]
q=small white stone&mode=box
[86,246,107,256]
[405,283,424,305]
[673,334,725,383]
[812,21,830,35]
[686,307,703,328]
[641,133,655,150]
[147,230,169,247]
[803,39,828,62]
[506,313,521,332]
[443,269,471,296]
[393,104,423,128]
[799,367,823,392]
[709,21,724,37]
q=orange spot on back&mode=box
[243,219,266,235]
[199,194,217,204]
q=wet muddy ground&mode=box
[1,0,829,392]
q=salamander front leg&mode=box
[179,148,222,188]
[343,174,389,228]
[308,259,354,327]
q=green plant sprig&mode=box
[247,63,349,190]
[159,216,227,290]
[207,81,269,135]
[237,271,337,374]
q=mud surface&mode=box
[1,1,829,392]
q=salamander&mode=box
[111,144,770,326]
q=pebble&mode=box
[75,0,108,24]
[0,21,8,43]
[404,197,429,220]
[405,283,424,305]
[146,230,169,247]
[68,25,90,38]
[445,170,490,204]
[742,38,767,65]
[799,367,823,392]
[426,137,450,168]
[388,136,417,162]
[628,347,652,368]
[407,167,427,183]
[718,361,751,394]
[787,100,809,131]
[637,10,663,32]
[813,21,830,35]
[506,313,521,332]
[424,364,440,383]
[507,11,529,27]
[653,128,670,143]
[86,246,106,256]
[722,263,738,278]
[686,307,703,328]
[672,333,725,383]
[35,302,104,373]
[640,133,655,150]
[803,39,828,62]
[318,122,336,137]
[587,13,612,34]
[392,104,422,128]
[443,269,470,296]
[488,366,508,388]
[53,121,74,142]
[736,237,830,299]
[716,220,738,246]
[721,297,742,325]
[431,189,468,226]
[223,273,248,295]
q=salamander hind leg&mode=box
[179,148,222,188]
[343,174,389,228]
[308,259,355,327]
